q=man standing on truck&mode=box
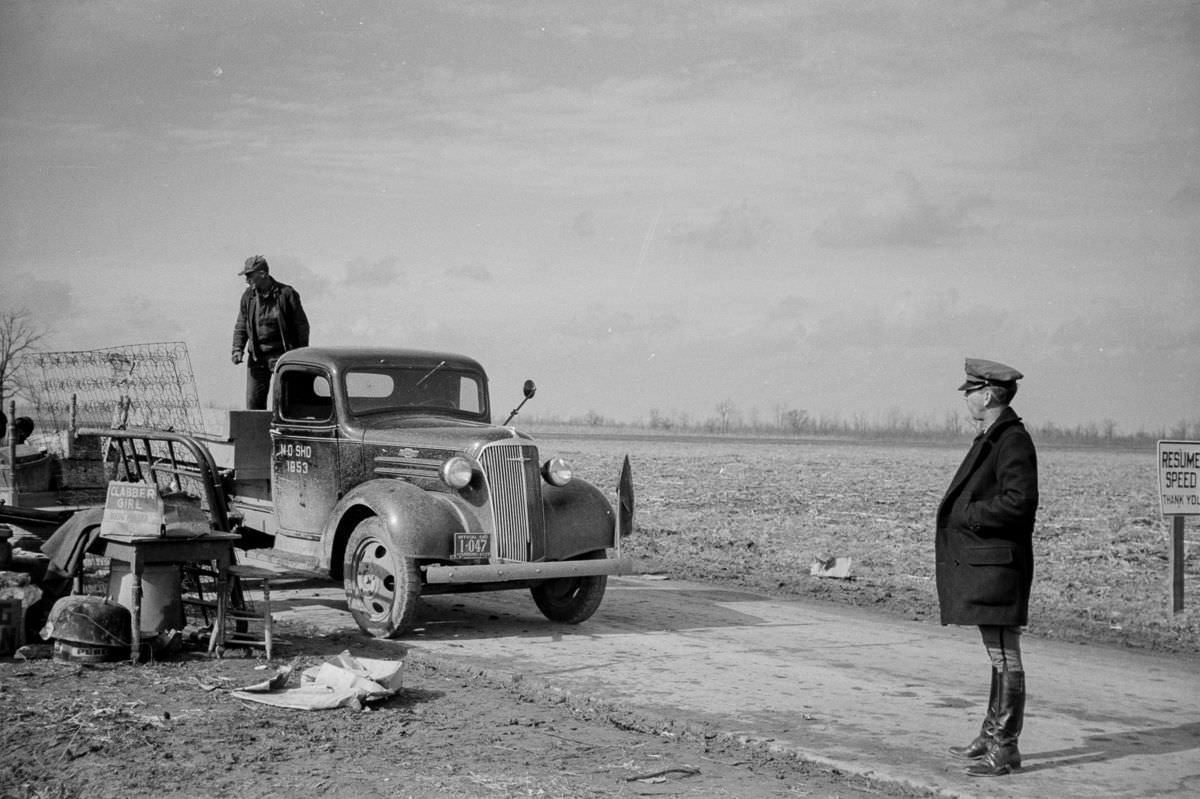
[231,254,310,410]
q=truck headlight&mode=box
[441,456,476,489]
[541,457,572,487]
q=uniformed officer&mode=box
[936,358,1038,777]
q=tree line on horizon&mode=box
[529,402,1200,448]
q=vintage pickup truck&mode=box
[77,347,635,638]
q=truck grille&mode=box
[478,442,545,561]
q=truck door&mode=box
[271,366,339,537]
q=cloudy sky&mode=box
[1,1,1197,435]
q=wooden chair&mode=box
[217,564,280,660]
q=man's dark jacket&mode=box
[231,278,310,365]
[936,407,1039,626]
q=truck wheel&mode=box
[530,551,607,624]
[343,517,421,638]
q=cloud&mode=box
[555,308,681,342]
[1167,183,1200,215]
[813,172,990,248]
[342,256,405,287]
[1048,299,1199,354]
[671,200,771,251]
[448,263,493,282]
[767,295,812,323]
[565,209,596,239]
[762,295,817,339]
[1,276,76,322]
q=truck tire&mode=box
[530,551,607,624]
[343,516,421,638]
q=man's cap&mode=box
[958,358,1023,391]
[239,255,268,275]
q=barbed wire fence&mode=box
[24,342,208,454]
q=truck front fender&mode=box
[542,478,617,561]
[323,480,469,578]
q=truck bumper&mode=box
[424,556,634,585]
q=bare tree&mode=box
[943,410,964,437]
[714,399,737,434]
[781,408,808,433]
[0,307,45,412]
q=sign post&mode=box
[1156,440,1200,614]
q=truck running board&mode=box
[240,547,327,579]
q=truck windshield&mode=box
[345,367,484,416]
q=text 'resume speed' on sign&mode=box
[1158,440,1200,516]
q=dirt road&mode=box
[271,572,1200,799]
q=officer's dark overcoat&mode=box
[936,407,1039,626]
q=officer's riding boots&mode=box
[965,670,1025,777]
[949,668,998,759]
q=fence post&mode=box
[6,401,16,507]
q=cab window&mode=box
[278,369,333,421]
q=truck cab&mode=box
[225,347,633,637]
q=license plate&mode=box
[454,533,490,558]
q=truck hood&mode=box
[351,417,532,455]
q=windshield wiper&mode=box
[415,360,447,388]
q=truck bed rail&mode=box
[76,427,233,532]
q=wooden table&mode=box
[96,532,241,663]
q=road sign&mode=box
[1157,440,1198,613]
[1157,440,1200,516]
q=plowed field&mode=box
[542,433,1199,654]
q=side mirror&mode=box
[503,380,538,425]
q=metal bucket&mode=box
[108,562,184,634]
[0,448,53,492]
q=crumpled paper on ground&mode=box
[809,556,852,579]
[230,651,403,710]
